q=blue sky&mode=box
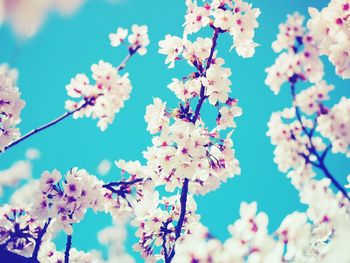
[1,0,349,260]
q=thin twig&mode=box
[103,178,143,188]
[3,101,88,153]
[116,46,140,71]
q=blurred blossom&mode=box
[98,159,111,176]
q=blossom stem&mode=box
[31,218,51,261]
[64,234,72,263]
[290,83,350,201]
[117,46,140,71]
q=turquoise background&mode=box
[1,0,349,261]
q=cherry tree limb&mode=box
[166,27,221,263]
[290,83,350,201]
[31,218,51,261]
[64,234,72,263]
[1,48,140,154]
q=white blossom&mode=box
[307,1,350,79]
[0,75,25,151]
[317,97,350,156]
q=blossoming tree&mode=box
[1,0,350,262]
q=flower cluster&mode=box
[307,0,350,79]
[160,0,260,69]
[183,0,260,58]
[65,25,149,131]
[267,108,326,173]
[266,12,350,262]
[32,168,106,234]
[295,80,334,115]
[317,97,350,156]
[0,76,25,151]
[111,0,260,261]
[0,205,45,257]
[3,1,350,263]
[143,113,240,194]
[172,200,350,262]
[171,202,302,262]
[132,189,199,261]
[265,13,324,95]
[38,241,101,263]
[109,25,150,56]
[103,160,147,221]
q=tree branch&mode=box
[290,83,350,201]
[64,234,72,263]
[31,219,51,261]
[2,101,89,153]
[166,27,221,263]
[2,50,141,154]
[103,178,143,188]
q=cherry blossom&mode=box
[317,97,350,156]
[37,241,102,263]
[295,80,334,115]
[65,24,149,131]
[265,13,324,95]
[307,0,350,79]
[0,205,46,258]
[127,25,150,56]
[65,60,132,131]
[266,11,350,263]
[158,35,185,68]
[109,27,128,47]
[97,159,112,176]
[172,200,350,262]
[0,75,25,152]
[109,1,259,261]
[266,12,350,202]
[183,0,261,58]
[2,1,350,263]
[32,168,106,235]
[25,148,41,160]
[144,97,169,134]
[0,0,118,37]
